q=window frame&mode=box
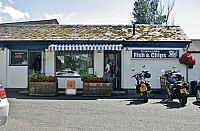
[9,50,28,66]
[55,51,94,77]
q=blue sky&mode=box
[0,0,200,39]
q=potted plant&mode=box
[29,73,58,96]
[179,52,196,68]
[81,73,111,96]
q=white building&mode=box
[188,39,200,81]
[0,20,190,91]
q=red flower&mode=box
[90,78,96,83]
[83,79,89,82]
[96,78,102,83]
[51,78,55,82]
[55,77,58,81]
[46,78,50,82]
[104,79,110,83]
[30,76,37,82]
[39,78,44,82]
[179,52,196,67]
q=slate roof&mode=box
[0,24,189,41]
[188,39,200,52]
[0,19,59,26]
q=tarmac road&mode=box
[2,92,200,131]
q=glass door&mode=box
[29,51,42,75]
[104,51,121,90]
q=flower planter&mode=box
[29,82,58,96]
[83,83,111,96]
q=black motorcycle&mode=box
[163,68,189,105]
[195,81,200,102]
[132,65,151,103]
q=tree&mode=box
[132,0,175,25]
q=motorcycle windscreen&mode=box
[167,77,176,84]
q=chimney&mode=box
[131,19,136,36]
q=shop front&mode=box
[121,44,188,90]
[47,43,122,90]
[0,22,191,91]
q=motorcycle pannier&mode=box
[144,72,151,78]
[174,74,182,81]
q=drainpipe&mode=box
[186,41,191,82]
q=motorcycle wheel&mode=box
[168,94,173,100]
[143,91,148,103]
[179,93,187,105]
[196,90,200,102]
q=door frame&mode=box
[27,50,44,88]
[28,50,43,75]
[104,50,122,90]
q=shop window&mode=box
[10,50,28,65]
[56,51,94,77]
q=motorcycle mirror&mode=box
[161,69,165,73]
[172,66,177,69]
[132,68,135,71]
[142,65,145,68]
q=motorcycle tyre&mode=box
[179,93,187,105]
[143,91,148,103]
[196,90,200,102]
[168,94,173,101]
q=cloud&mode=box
[0,17,6,23]
[2,6,30,20]
[44,13,63,20]
[62,11,76,22]
[43,11,77,24]
[0,1,2,8]
[8,0,14,4]
[0,17,3,23]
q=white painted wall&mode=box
[121,48,186,89]
[7,49,28,88]
[7,66,28,88]
[94,50,104,77]
[188,53,200,81]
[0,48,7,88]
[0,48,28,88]
[45,49,55,76]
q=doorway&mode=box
[104,51,121,90]
[29,51,42,75]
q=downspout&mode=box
[186,41,191,82]
[6,48,8,88]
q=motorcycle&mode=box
[162,66,189,105]
[131,65,151,103]
[195,81,200,102]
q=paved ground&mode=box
[1,91,200,131]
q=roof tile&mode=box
[0,24,189,41]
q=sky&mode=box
[0,0,199,39]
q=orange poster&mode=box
[67,80,76,89]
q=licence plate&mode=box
[140,86,147,92]
[180,88,186,94]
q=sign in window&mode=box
[10,50,28,65]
